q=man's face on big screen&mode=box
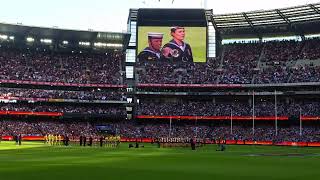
[171,28,185,41]
[149,38,163,51]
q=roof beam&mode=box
[242,13,261,39]
[242,13,254,28]
[210,16,219,30]
[309,4,320,15]
[206,10,218,30]
[276,9,305,38]
[276,9,291,25]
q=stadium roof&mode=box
[129,4,320,39]
[0,22,131,50]
[211,3,320,38]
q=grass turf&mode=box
[0,141,320,180]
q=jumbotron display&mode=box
[136,9,208,63]
[137,26,206,63]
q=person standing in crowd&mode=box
[190,137,196,150]
[58,134,62,146]
[79,135,83,146]
[162,26,193,62]
[137,32,164,62]
[18,134,22,146]
[105,136,110,147]
[156,138,160,148]
[116,135,121,148]
[14,135,18,145]
[44,134,48,144]
[54,134,58,146]
[216,138,226,151]
[48,134,52,145]
[65,135,69,146]
[88,137,93,146]
[83,136,87,147]
[99,136,104,147]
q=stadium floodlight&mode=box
[94,42,107,47]
[62,40,68,45]
[79,41,90,46]
[305,34,320,39]
[9,36,14,40]
[40,39,52,44]
[0,34,8,40]
[127,98,133,103]
[106,43,123,48]
[26,37,34,42]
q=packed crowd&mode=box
[136,39,320,84]
[1,39,318,85]
[301,38,320,60]
[289,65,320,83]
[0,47,124,84]
[137,100,320,117]
[218,43,262,84]
[1,120,320,143]
[0,120,97,138]
[0,87,126,101]
[136,57,220,84]
[253,66,290,84]
[0,103,126,115]
[262,40,303,63]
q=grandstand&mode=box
[130,3,320,146]
[1,3,320,180]
[0,23,130,133]
[0,2,319,145]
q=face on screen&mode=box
[171,28,185,41]
[149,38,162,51]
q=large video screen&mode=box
[137,26,206,63]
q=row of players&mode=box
[156,137,226,144]
[44,134,121,147]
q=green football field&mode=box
[1,141,320,180]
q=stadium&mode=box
[1,1,320,180]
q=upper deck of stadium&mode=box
[210,3,320,38]
[0,22,131,52]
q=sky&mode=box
[0,0,319,32]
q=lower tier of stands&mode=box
[1,120,320,145]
